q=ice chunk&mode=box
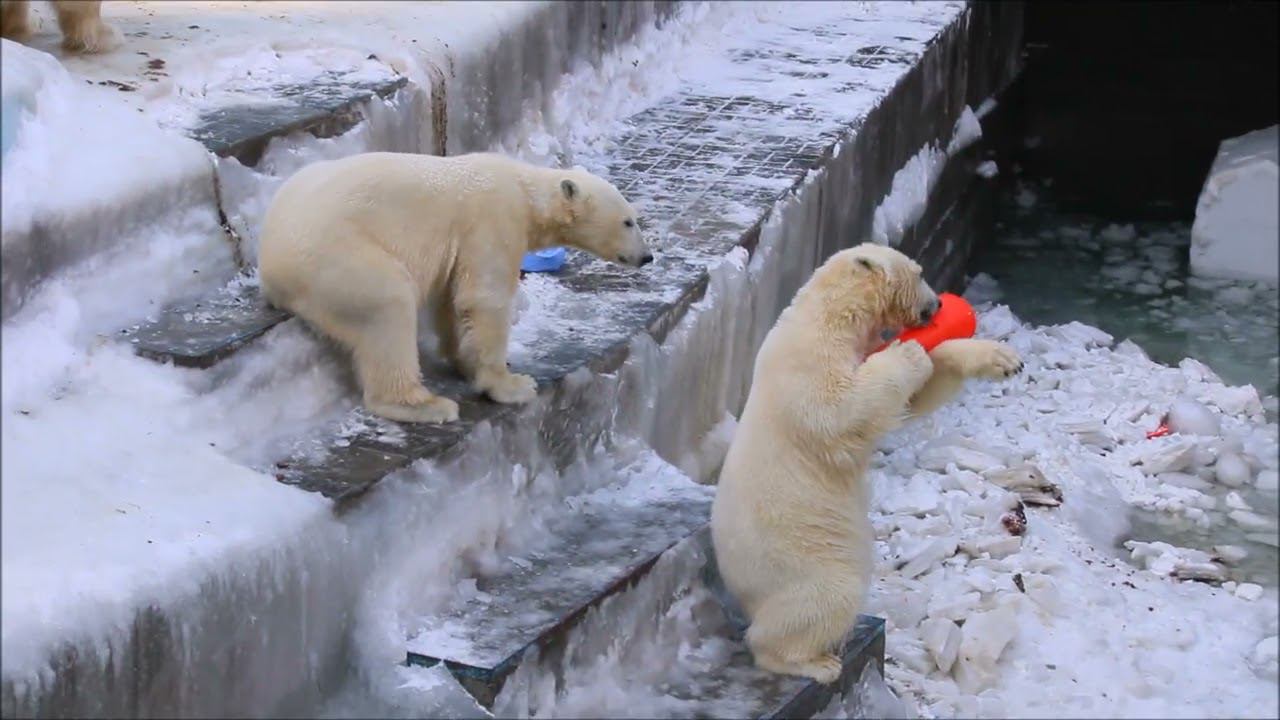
[959,533,1022,560]
[1100,223,1137,242]
[1214,453,1253,487]
[1235,583,1265,602]
[1204,385,1264,417]
[954,602,1019,693]
[1230,510,1277,531]
[964,272,1003,306]
[1212,544,1249,565]
[1178,358,1223,385]
[926,591,983,623]
[976,305,1021,340]
[880,474,943,515]
[1251,636,1279,679]
[919,617,962,673]
[1157,472,1212,491]
[1132,438,1197,476]
[918,445,1004,474]
[899,537,959,579]
[1190,125,1278,282]
[1166,397,1222,437]
[1224,491,1252,512]
[1049,322,1111,351]
[1256,469,1279,492]
[947,106,983,155]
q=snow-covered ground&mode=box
[864,297,1278,719]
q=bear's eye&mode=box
[623,218,635,228]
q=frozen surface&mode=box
[863,301,1278,718]
[1190,125,1279,282]
[0,321,350,678]
[871,105,984,247]
[404,450,713,671]
[0,39,210,237]
[17,1,519,132]
[0,39,225,320]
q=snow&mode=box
[0,39,219,314]
[6,1,1274,718]
[1190,125,1279,282]
[862,300,1278,718]
[872,105,984,246]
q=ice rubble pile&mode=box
[860,300,1278,717]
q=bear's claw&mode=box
[480,371,538,404]
[366,395,460,424]
[969,342,1023,380]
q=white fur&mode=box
[258,151,649,423]
[710,243,1022,683]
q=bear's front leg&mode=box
[830,340,935,441]
[908,338,1023,417]
[453,293,537,405]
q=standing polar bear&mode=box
[259,152,652,424]
[710,243,1023,684]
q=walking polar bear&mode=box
[710,243,1023,683]
[259,152,652,424]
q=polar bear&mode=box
[258,152,652,424]
[1,1,118,53]
[710,243,1022,684]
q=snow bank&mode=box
[0,39,225,321]
[1190,125,1279,283]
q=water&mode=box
[970,179,1279,589]
[970,181,1279,407]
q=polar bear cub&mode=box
[710,243,1023,684]
[259,152,652,424]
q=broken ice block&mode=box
[1190,125,1278,282]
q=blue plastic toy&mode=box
[521,247,566,273]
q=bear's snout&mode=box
[917,295,940,325]
[618,251,655,267]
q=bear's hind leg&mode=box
[51,0,117,53]
[745,585,856,685]
[1,1,32,42]
[296,253,459,424]
[351,300,459,424]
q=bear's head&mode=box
[555,170,653,268]
[801,243,940,341]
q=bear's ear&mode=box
[855,256,880,272]
[560,179,578,201]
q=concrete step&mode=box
[121,279,288,368]
[191,75,410,167]
[404,470,713,708]
[674,617,886,720]
[692,538,887,719]
[405,503,886,718]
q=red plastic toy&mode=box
[871,292,977,355]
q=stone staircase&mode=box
[100,2,1022,716]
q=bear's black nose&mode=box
[919,297,940,324]
[639,252,655,267]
